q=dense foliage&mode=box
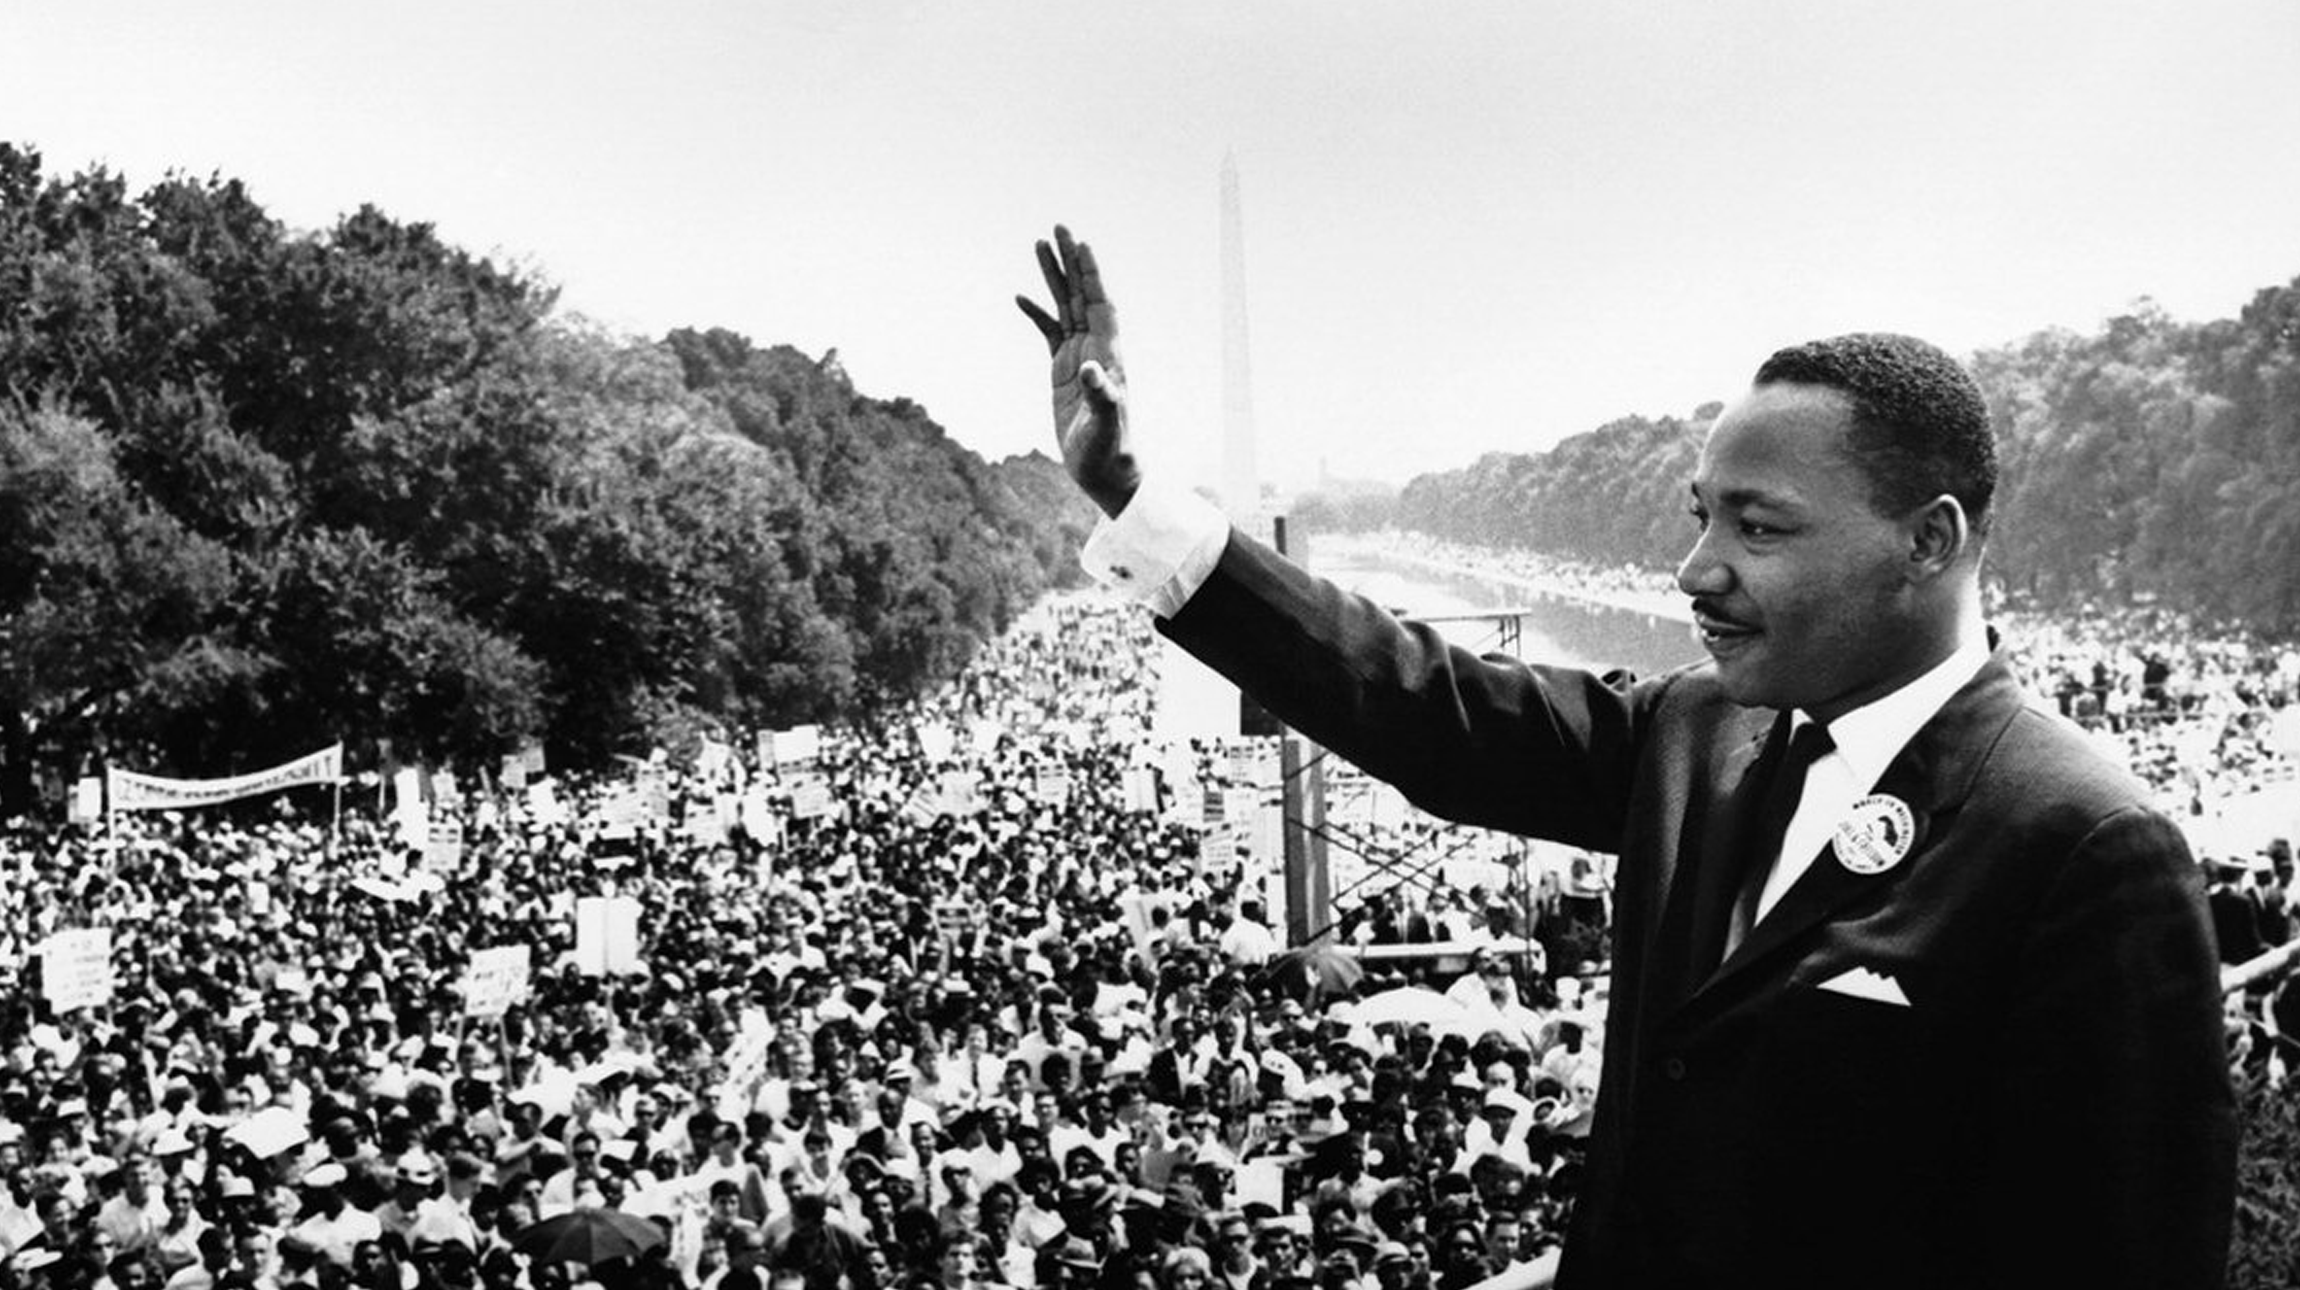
[1390,410,1712,567]
[0,144,1090,808]
[1368,290,2300,637]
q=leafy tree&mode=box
[0,403,238,808]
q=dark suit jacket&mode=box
[1161,533,2235,1290]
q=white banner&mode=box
[108,745,343,814]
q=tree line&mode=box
[0,145,1094,811]
[1318,284,2300,638]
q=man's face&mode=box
[1258,1230,1296,1267]
[1485,1217,1521,1266]
[1680,383,1934,721]
[1217,1222,1253,1267]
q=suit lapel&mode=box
[1682,654,2025,1010]
[1646,712,1782,1017]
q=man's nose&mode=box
[1676,526,1731,598]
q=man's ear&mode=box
[1906,494,1969,580]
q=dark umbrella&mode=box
[511,1207,667,1267]
[1259,940,1366,1005]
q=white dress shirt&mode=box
[1752,631,1990,921]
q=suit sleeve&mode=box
[1976,803,2236,1289]
[1158,530,1651,851]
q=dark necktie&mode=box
[1723,719,1835,960]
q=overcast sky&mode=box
[7,0,2298,491]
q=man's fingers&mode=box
[1072,240,1108,309]
[1055,226,1090,332]
[1015,295,1061,350]
[1034,240,1071,331]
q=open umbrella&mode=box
[512,1207,666,1267]
[1339,986,1477,1030]
[1258,942,1365,1004]
[222,1106,308,1160]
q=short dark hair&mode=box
[1753,333,1996,535]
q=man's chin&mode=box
[1710,655,1786,710]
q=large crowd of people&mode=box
[0,541,2293,1290]
[0,589,1610,1290]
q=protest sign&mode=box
[69,777,102,827]
[392,766,426,838]
[527,780,568,827]
[574,896,643,976]
[789,778,834,821]
[1200,831,1239,878]
[971,721,1003,755]
[898,787,941,826]
[685,806,728,849]
[940,771,982,816]
[696,735,733,782]
[1167,780,1207,832]
[919,723,957,762]
[423,822,464,875]
[1122,766,1160,814]
[768,724,822,767]
[740,788,778,843]
[462,945,533,1019]
[1234,1159,1286,1212]
[41,929,115,1012]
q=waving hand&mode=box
[1016,225,1140,518]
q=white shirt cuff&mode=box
[1079,481,1230,617]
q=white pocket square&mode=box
[1814,966,1910,1007]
